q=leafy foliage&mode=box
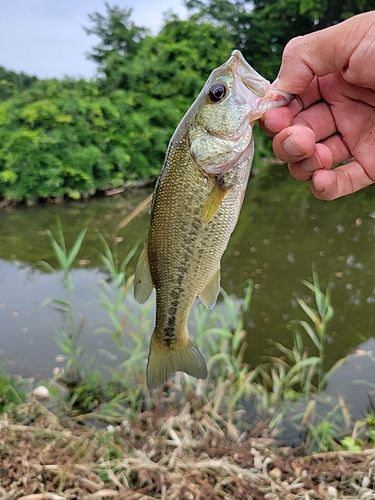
[0,11,233,201]
[186,0,375,80]
[0,80,122,200]
[85,6,234,182]
[0,1,373,201]
[0,66,38,102]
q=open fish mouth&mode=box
[230,49,293,106]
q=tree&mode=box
[0,14,235,201]
[185,0,375,80]
[0,66,38,101]
[103,16,234,175]
[84,9,234,178]
[85,3,150,89]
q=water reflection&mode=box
[0,260,108,377]
[324,338,375,420]
[1,173,375,417]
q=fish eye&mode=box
[207,83,228,103]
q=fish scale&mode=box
[150,147,249,338]
[134,50,293,389]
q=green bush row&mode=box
[2,1,371,202]
[0,16,236,201]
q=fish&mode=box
[134,50,293,390]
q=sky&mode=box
[0,0,188,80]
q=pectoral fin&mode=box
[198,267,221,309]
[202,183,232,225]
[134,241,153,304]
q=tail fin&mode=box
[146,336,208,390]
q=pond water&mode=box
[1,169,375,420]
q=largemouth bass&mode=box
[134,50,292,389]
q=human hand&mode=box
[261,11,375,200]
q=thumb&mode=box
[275,12,375,95]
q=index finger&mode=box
[261,77,321,136]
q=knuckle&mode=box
[282,36,305,59]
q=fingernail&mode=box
[283,135,304,157]
[313,175,324,192]
[301,152,324,174]
[263,117,277,134]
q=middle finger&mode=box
[293,101,337,142]
[287,77,322,116]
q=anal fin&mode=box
[134,240,153,304]
[199,267,221,309]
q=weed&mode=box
[37,220,89,382]
[260,268,353,452]
[341,436,363,451]
[0,361,26,414]
[291,265,334,389]
[34,224,370,453]
[37,218,87,292]
[37,222,110,412]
